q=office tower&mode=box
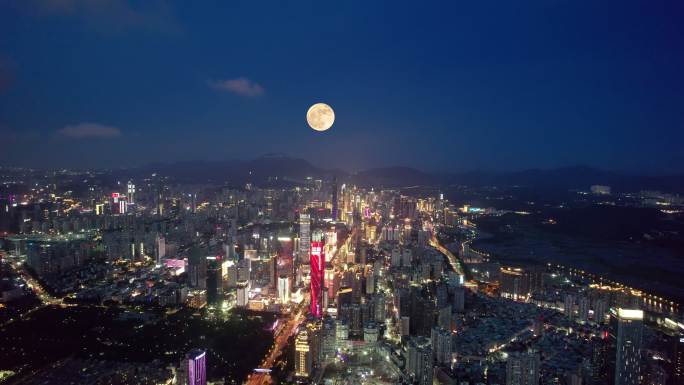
[373,293,386,323]
[237,258,250,282]
[407,337,433,385]
[506,350,541,385]
[307,321,323,370]
[431,327,452,365]
[206,258,222,305]
[156,183,164,217]
[310,229,325,318]
[278,275,290,303]
[294,329,313,378]
[236,280,249,307]
[331,177,338,221]
[321,317,336,363]
[126,181,135,204]
[183,349,206,385]
[610,308,643,385]
[187,247,207,289]
[299,213,310,262]
[155,234,165,265]
[349,303,362,338]
[564,294,575,319]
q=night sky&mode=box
[1,1,683,173]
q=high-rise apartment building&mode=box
[609,308,643,385]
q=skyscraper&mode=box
[236,280,249,307]
[183,349,206,385]
[299,213,310,262]
[431,326,452,365]
[407,336,433,385]
[610,308,643,385]
[310,230,325,318]
[126,180,135,204]
[277,275,290,303]
[331,177,338,221]
[155,234,165,265]
[187,247,207,289]
[294,329,312,378]
[206,257,222,305]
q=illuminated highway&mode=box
[429,234,465,276]
[0,257,68,328]
[245,302,307,385]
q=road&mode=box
[430,234,465,276]
[0,258,68,328]
[245,304,307,385]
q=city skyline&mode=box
[1,2,683,385]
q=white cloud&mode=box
[58,122,122,138]
[208,77,264,97]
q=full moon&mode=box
[306,103,335,132]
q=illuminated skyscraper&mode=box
[299,213,310,262]
[126,180,135,204]
[331,177,338,221]
[278,275,290,303]
[310,229,325,318]
[155,234,165,265]
[183,349,206,385]
[236,280,249,307]
[610,308,643,385]
[294,329,312,378]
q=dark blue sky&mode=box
[1,1,683,173]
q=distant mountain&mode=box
[352,167,437,187]
[124,154,345,185]
[112,156,684,192]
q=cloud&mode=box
[15,0,180,34]
[58,123,122,138]
[208,77,265,97]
